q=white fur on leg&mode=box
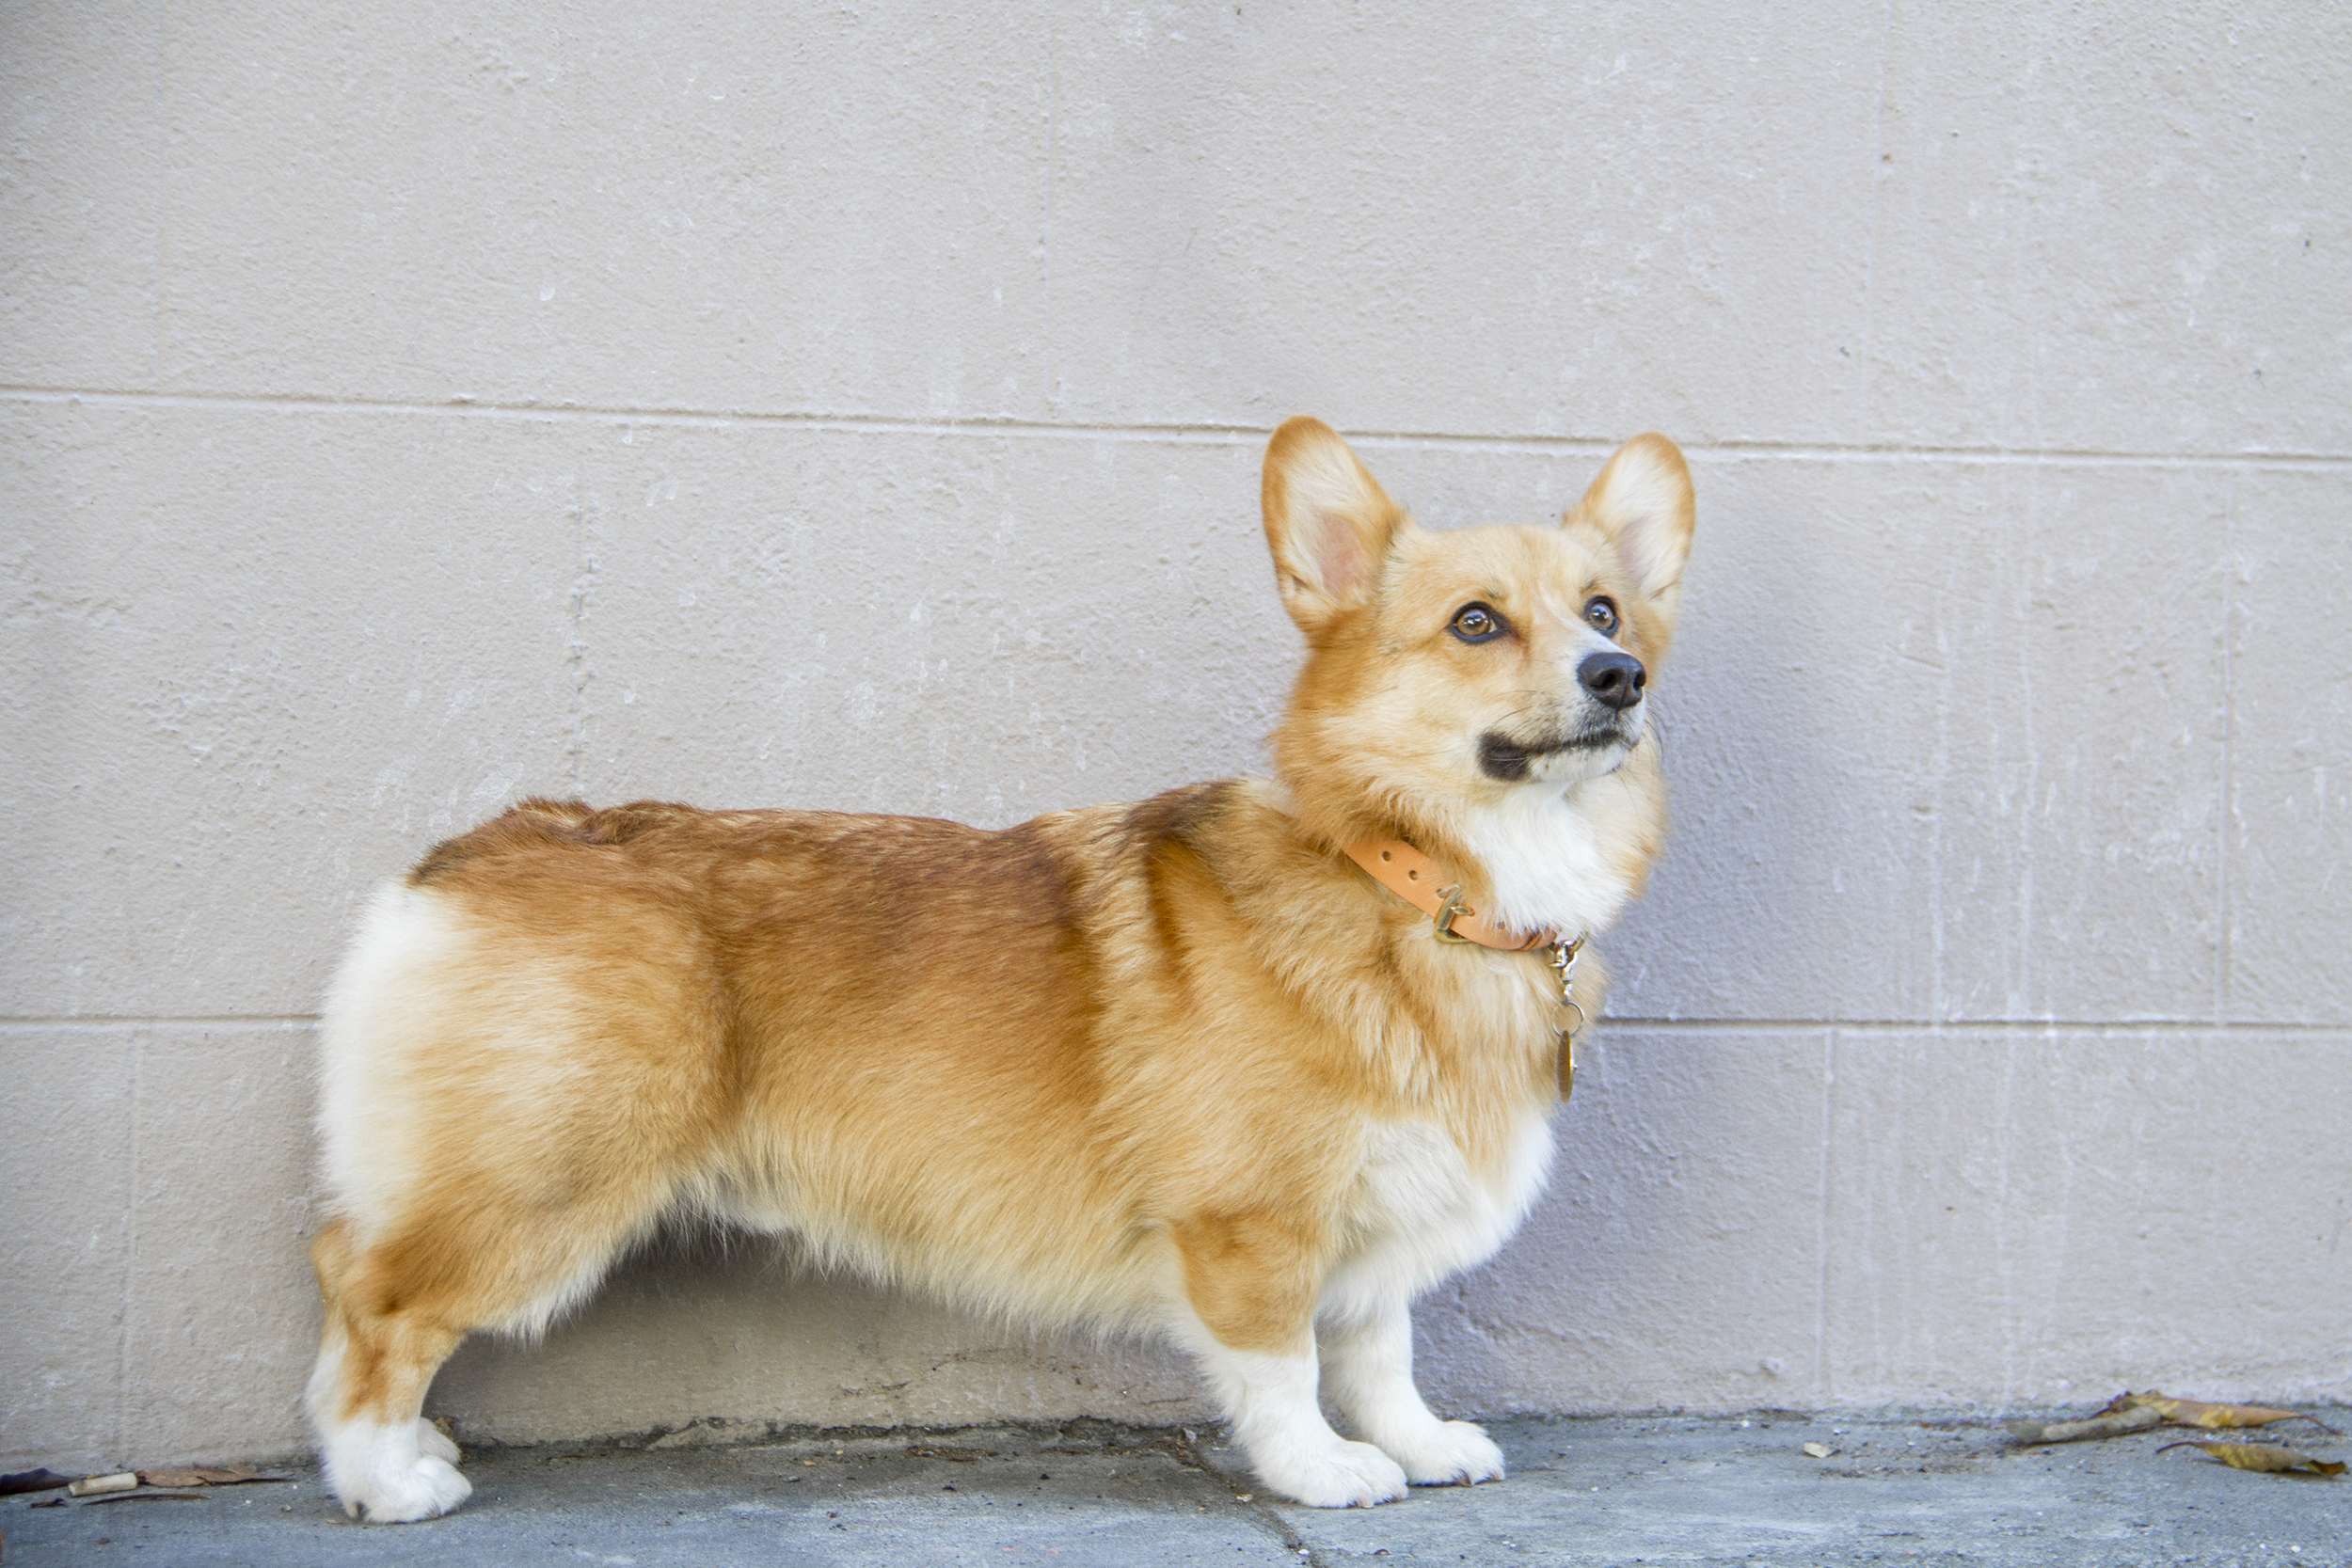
[307,1337,470,1523]
[319,1417,471,1523]
[1322,1303,1505,1486]
[1189,1336,1408,1508]
[416,1418,461,1465]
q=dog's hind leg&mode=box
[306,1179,662,1523]
[310,1213,469,1494]
[307,1214,471,1523]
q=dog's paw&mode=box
[1259,1437,1410,1509]
[1381,1418,1506,1487]
[415,1418,462,1465]
[344,1453,471,1523]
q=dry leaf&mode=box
[2113,1391,2342,1435]
[2157,1440,2345,1477]
[1802,1442,1833,1459]
[136,1465,289,1489]
[0,1468,74,1496]
[2005,1405,2164,1445]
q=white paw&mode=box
[1259,1437,1410,1509]
[346,1454,472,1523]
[415,1418,462,1465]
[1381,1418,1506,1486]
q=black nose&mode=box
[1578,649,1646,710]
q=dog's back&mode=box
[323,795,1155,1317]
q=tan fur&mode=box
[308,419,1695,1517]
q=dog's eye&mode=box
[1450,603,1506,643]
[1583,597,1620,637]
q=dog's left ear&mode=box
[1567,434,1694,627]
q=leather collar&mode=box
[1342,838,1552,952]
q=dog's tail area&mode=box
[306,876,704,1522]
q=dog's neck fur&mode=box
[1453,777,1639,939]
[1279,750,1649,946]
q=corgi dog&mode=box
[306,417,1694,1522]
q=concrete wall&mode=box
[4,1,2346,1470]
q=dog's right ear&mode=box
[1262,417,1404,639]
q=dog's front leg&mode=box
[1321,1300,1506,1487]
[1174,1215,1407,1508]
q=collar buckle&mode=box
[1430,884,1477,944]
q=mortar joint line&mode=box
[1813,1029,1836,1403]
[1038,26,1059,421]
[567,483,595,790]
[144,0,164,391]
[1857,0,1894,436]
[119,1022,142,1460]
[3,387,2350,470]
[2218,467,2238,1027]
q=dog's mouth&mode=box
[1476,721,1637,784]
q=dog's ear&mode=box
[1568,434,1694,626]
[1262,417,1405,638]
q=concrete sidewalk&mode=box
[4,1411,2344,1565]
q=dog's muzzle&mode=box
[1475,721,1636,783]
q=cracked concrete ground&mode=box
[5,1411,2345,1566]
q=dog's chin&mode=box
[1476,721,1641,786]
[1534,737,1636,785]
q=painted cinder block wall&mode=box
[4,1,2346,1470]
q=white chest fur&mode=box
[1320,1110,1555,1322]
[1458,781,1637,941]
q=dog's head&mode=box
[1263,418,1693,853]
